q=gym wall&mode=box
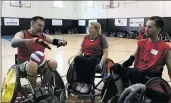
[1,18,80,35]
[2,1,171,35]
[3,1,171,19]
[98,17,171,33]
[2,17,171,35]
[2,1,76,19]
[76,1,171,19]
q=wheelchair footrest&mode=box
[33,88,51,102]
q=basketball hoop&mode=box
[103,2,114,9]
[109,1,114,8]
[103,4,111,9]
[19,0,22,8]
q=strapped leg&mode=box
[40,60,57,87]
[113,73,124,95]
[19,61,38,89]
[110,63,127,95]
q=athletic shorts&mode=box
[17,60,50,76]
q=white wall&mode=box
[108,1,163,18]
[2,1,76,19]
[75,1,171,19]
[38,1,76,19]
[162,1,171,17]
[2,1,39,18]
[2,1,171,19]
[75,1,108,19]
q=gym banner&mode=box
[78,20,86,26]
[4,18,19,26]
[130,18,144,27]
[115,18,127,26]
[52,19,62,26]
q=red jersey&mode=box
[82,35,103,57]
[134,39,171,72]
[17,30,45,63]
[138,32,143,40]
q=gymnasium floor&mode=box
[1,34,171,102]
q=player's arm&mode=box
[11,31,36,48]
[99,35,108,64]
[44,34,67,47]
[166,50,171,81]
[77,38,84,56]
[122,45,138,67]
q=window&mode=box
[2,1,10,3]
[2,1,16,3]
[53,1,63,8]
[87,1,94,8]
[3,0,21,7]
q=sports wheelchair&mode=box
[66,55,114,102]
[1,45,66,103]
[101,64,171,103]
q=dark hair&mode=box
[31,16,44,22]
[30,16,44,26]
[148,16,164,33]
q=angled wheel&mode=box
[49,70,66,103]
[140,77,171,103]
[1,65,20,103]
[101,59,118,103]
[66,61,76,83]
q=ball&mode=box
[30,51,46,67]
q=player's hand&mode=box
[57,40,67,47]
[35,38,51,50]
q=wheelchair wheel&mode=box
[140,77,171,103]
[66,60,77,93]
[66,61,76,83]
[18,70,67,103]
[101,59,118,103]
[49,70,66,103]
[1,65,20,103]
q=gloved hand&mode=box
[35,38,51,50]
[118,83,146,103]
[57,40,67,47]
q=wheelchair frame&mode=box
[1,54,66,103]
[66,56,115,102]
[101,66,171,103]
